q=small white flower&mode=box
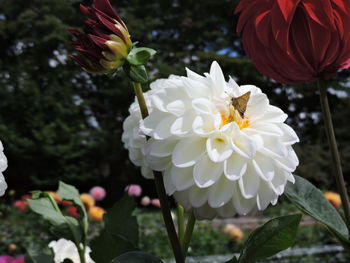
[122,61,299,219]
[0,141,8,197]
[48,238,95,263]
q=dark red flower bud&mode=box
[236,0,350,84]
[69,0,132,74]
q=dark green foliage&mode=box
[285,176,349,245]
[0,0,349,198]
[90,196,139,263]
[112,251,163,263]
[238,214,302,263]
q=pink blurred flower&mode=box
[125,184,142,197]
[151,199,161,208]
[13,200,28,213]
[140,196,151,206]
[0,256,25,263]
[89,186,106,201]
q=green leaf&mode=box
[90,196,139,263]
[28,196,82,244]
[111,251,163,263]
[123,64,149,84]
[58,181,88,237]
[25,244,55,263]
[284,176,349,244]
[238,214,302,263]
[127,47,156,66]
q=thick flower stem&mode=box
[78,247,86,263]
[177,205,185,244]
[317,80,350,231]
[182,211,196,256]
[132,82,185,263]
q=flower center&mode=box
[220,105,250,130]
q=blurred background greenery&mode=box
[0,0,349,205]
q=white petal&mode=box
[247,123,283,137]
[232,183,256,215]
[208,177,234,208]
[269,169,288,195]
[230,125,257,158]
[145,155,171,171]
[209,61,226,95]
[173,191,192,210]
[0,173,7,196]
[183,77,211,99]
[171,110,196,136]
[279,123,299,144]
[153,115,177,140]
[193,203,217,220]
[274,148,299,172]
[224,154,247,181]
[141,110,168,136]
[146,138,178,157]
[192,98,215,114]
[189,186,209,208]
[259,105,288,123]
[141,165,154,180]
[0,153,8,173]
[256,181,277,211]
[186,67,205,81]
[216,200,236,218]
[194,154,223,188]
[172,137,206,168]
[192,114,216,137]
[166,100,186,116]
[170,166,195,191]
[259,136,288,158]
[163,168,176,195]
[207,134,233,163]
[252,153,275,181]
[238,163,260,198]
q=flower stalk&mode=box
[132,82,185,263]
[317,80,350,231]
[177,205,185,244]
[182,211,196,256]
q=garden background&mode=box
[1,0,350,261]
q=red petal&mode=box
[276,0,301,22]
[254,10,272,46]
[302,0,335,29]
[93,0,123,24]
[95,12,124,38]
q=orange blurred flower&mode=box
[224,224,244,242]
[324,191,342,209]
[13,200,28,213]
[8,243,17,252]
[88,206,105,221]
[80,193,95,208]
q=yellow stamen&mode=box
[220,104,250,130]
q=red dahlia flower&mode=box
[235,0,350,84]
[69,0,132,74]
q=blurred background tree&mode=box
[0,0,349,203]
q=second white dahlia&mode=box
[123,61,299,219]
[0,141,8,196]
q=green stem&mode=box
[78,246,86,263]
[182,210,196,256]
[132,82,185,263]
[317,80,350,232]
[177,205,185,244]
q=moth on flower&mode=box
[69,0,132,74]
[122,62,299,219]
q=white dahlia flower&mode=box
[122,61,299,219]
[49,238,95,263]
[0,141,8,196]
